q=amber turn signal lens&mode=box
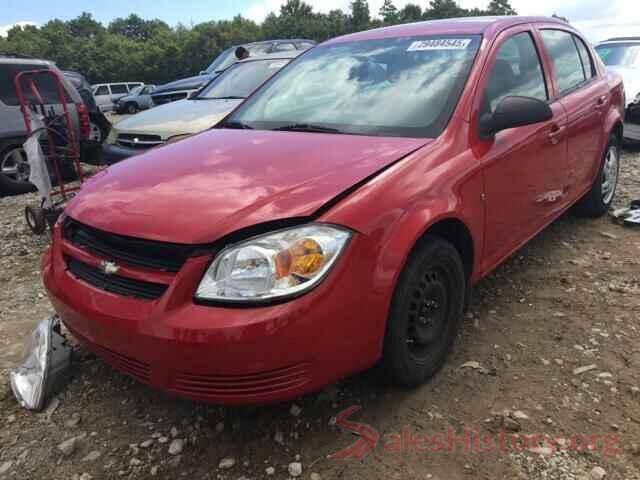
[274,238,324,279]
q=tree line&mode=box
[0,0,517,85]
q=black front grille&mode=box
[63,217,195,272]
[66,257,168,300]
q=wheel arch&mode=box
[417,217,475,281]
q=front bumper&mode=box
[102,143,147,164]
[42,222,386,405]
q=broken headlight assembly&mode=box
[195,224,351,303]
[9,316,73,411]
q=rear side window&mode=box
[94,85,109,96]
[540,30,587,95]
[110,84,128,94]
[482,32,548,115]
[0,64,71,105]
[574,36,595,79]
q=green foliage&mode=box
[0,0,517,85]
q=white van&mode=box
[91,82,143,112]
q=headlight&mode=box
[196,224,351,302]
[9,316,72,411]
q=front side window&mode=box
[227,35,482,138]
[482,32,548,115]
[197,59,290,100]
[595,42,640,68]
[540,29,587,95]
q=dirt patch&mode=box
[1,147,639,480]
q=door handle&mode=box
[548,125,565,145]
[595,95,608,108]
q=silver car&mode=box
[595,37,640,141]
[0,54,85,196]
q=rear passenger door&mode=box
[477,26,569,270]
[538,28,610,200]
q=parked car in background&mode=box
[63,70,112,144]
[91,82,144,112]
[44,17,624,405]
[0,54,94,196]
[150,39,315,106]
[114,84,156,114]
[103,52,299,163]
[595,37,640,141]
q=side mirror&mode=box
[479,96,553,139]
[199,70,207,76]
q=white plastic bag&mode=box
[24,114,52,208]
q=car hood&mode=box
[67,129,430,244]
[607,66,640,106]
[111,99,241,139]
[153,74,214,94]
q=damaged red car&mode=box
[43,16,624,404]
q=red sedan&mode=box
[43,16,624,404]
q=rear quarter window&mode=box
[110,84,128,94]
[0,63,71,106]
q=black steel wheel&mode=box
[382,235,466,386]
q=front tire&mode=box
[574,134,620,217]
[381,236,466,387]
[125,102,138,114]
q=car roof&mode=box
[598,37,640,45]
[324,16,568,44]
[237,50,303,64]
[245,39,316,46]
[0,53,52,65]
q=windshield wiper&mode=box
[273,123,343,134]
[223,120,254,130]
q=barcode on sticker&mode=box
[407,39,472,51]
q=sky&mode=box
[0,0,638,43]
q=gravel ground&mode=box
[0,146,639,480]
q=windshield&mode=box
[197,58,290,100]
[205,47,237,74]
[227,35,481,137]
[595,43,640,68]
[129,85,143,95]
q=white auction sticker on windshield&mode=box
[407,39,472,51]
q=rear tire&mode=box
[573,134,620,217]
[0,144,35,196]
[381,236,466,387]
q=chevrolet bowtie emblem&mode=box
[100,260,120,275]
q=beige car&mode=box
[103,52,300,163]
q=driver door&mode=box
[476,27,568,272]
